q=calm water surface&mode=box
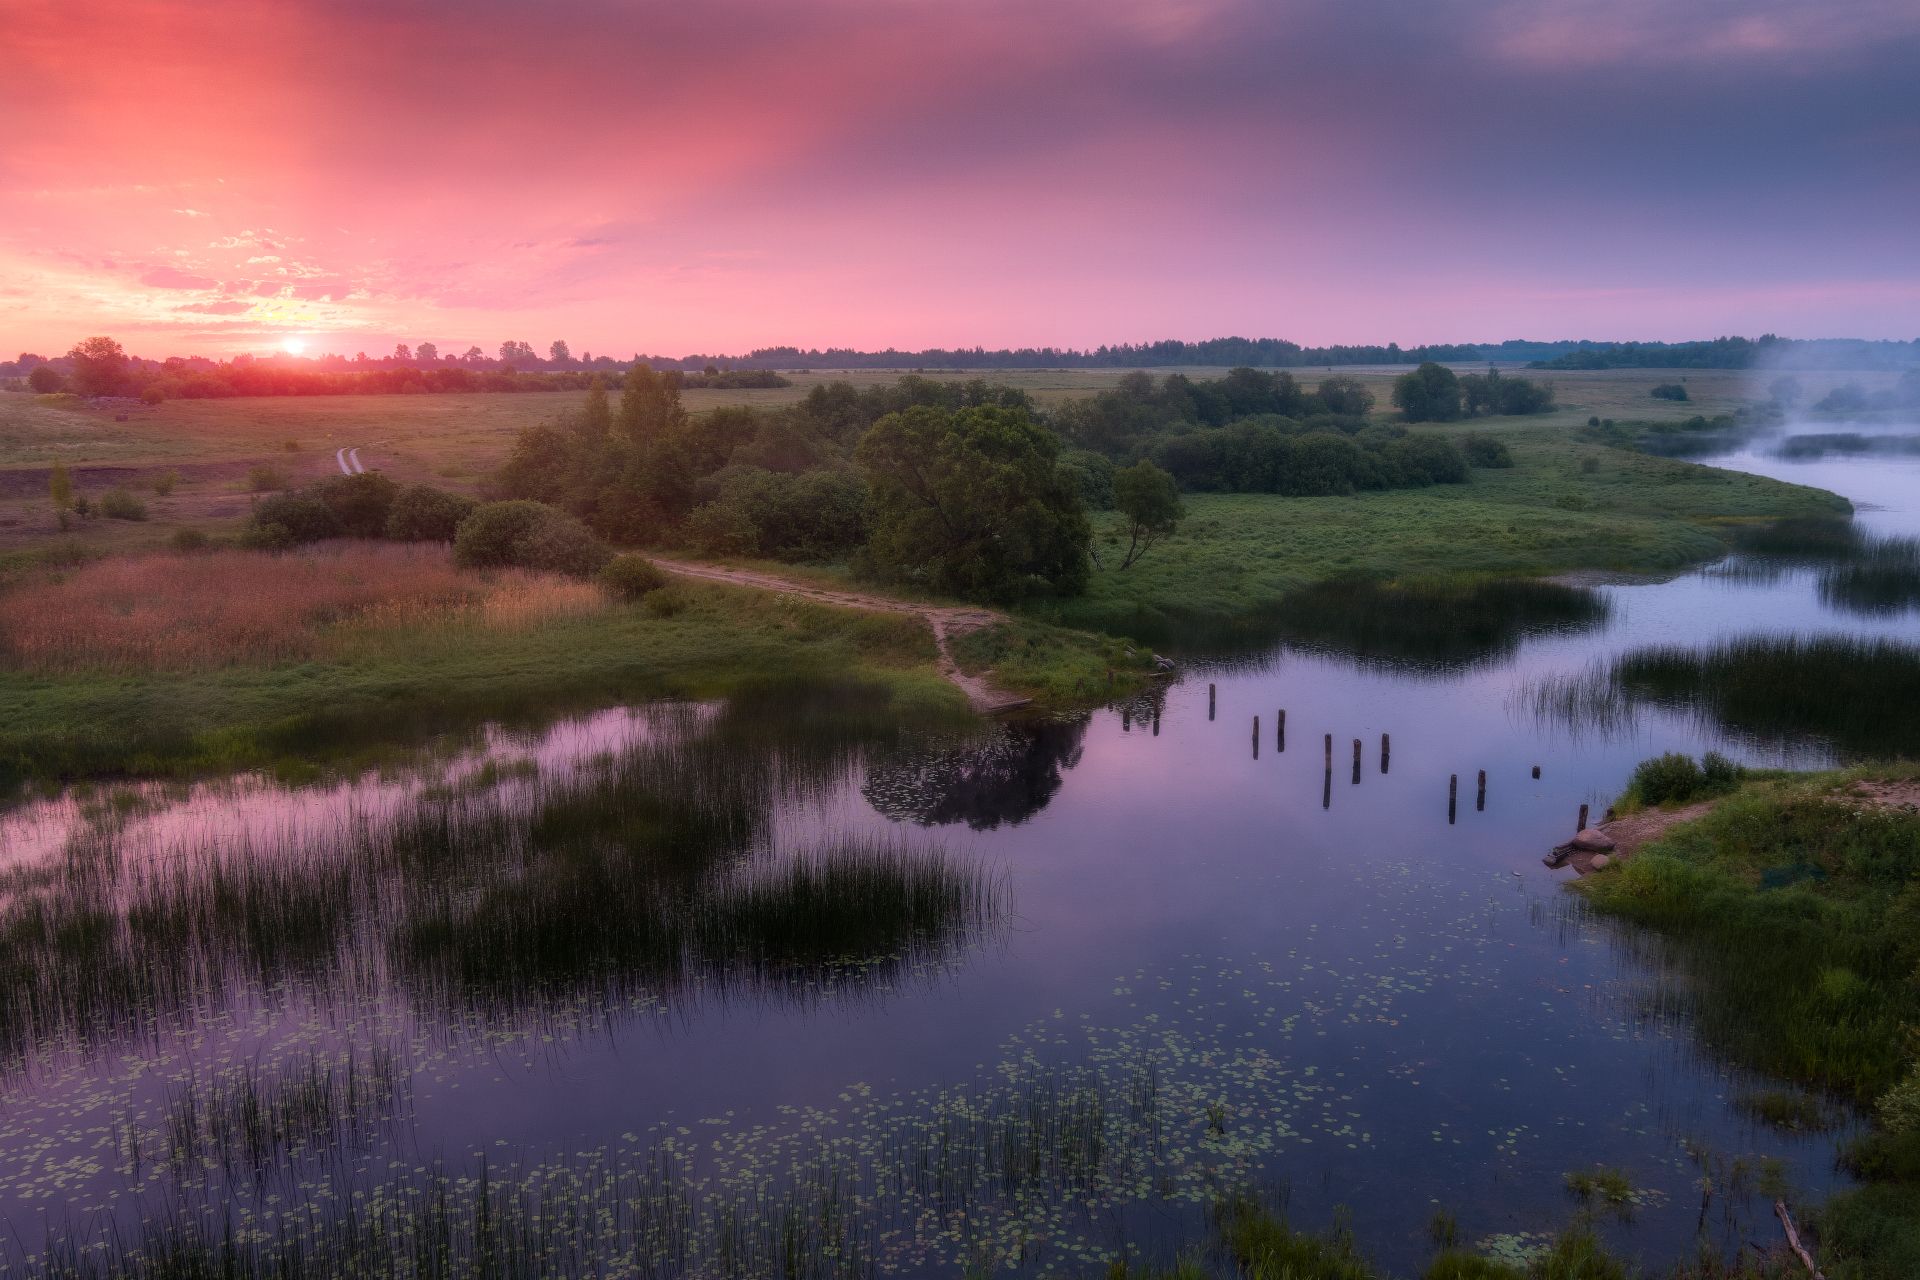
[2,422,1916,1275]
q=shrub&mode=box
[312,472,398,538]
[600,553,669,601]
[642,585,689,618]
[453,500,610,577]
[1882,1064,1920,1135]
[685,500,760,557]
[248,492,340,546]
[1651,383,1690,401]
[1626,750,1745,807]
[139,384,167,405]
[1462,434,1513,468]
[169,528,210,554]
[150,469,179,496]
[385,485,478,542]
[99,488,147,521]
[248,464,290,492]
[26,365,64,393]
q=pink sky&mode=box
[4,0,1917,358]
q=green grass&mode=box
[950,616,1161,699]
[0,578,964,786]
[1033,424,1846,637]
[1579,765,1920,1280]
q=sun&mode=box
[281,336,308,356]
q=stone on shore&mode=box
[1571,827,1616,852]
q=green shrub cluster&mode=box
[600,553,669,600]
[247,474,480,549]
[452,500,610,576]
[1625,750,1743,806]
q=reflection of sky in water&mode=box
[0,425,1913,1274]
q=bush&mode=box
[139,384,167,405]
[685,500,760,557]
[248,464,290,492]
[1651,383,1690,401]
[1627,750,1744,807]
[600,553,669,601]
[453,500,610,577]
[1881,1064,1920,1135]
[1462,434,1513,468]
[312,472,398,538]
[169,528,210,554]
[384,485,478,542]
[150,469,179,496]
[26,366,64,393]
[99,488,147,521]
[248,492,340,545]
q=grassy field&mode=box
[1044,415,1848,638]
[0,551,965,785]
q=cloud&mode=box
[139,264,218,290]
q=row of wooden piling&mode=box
[1198,682,1596,831]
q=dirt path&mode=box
[652,558,1032,714]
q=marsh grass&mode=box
[0,700,1001,1066]
[1612,636,1920,759]
[158,1047,409,1175]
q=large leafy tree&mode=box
[855,404,1090,601]
[1391,361,1463,422]
[67,336,129,397]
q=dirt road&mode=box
[653,559,1032,713]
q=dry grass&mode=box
[0,542,605,673]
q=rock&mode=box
[1588,853,1612,870]
[1571,827,1616,852]
[1152,654,1176,672]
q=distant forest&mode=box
[5,334,1915,401]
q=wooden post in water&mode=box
[1323,733,1333,767]
[1380,733,1390,774]
[1578,803,1590,832]
[1252,716,1260,759]
[1322,766,1332,810]
[1122,707,1131,733]
[1531,764,1541,779]
[1476,769,1487,811]
[1448,774,1458,825]
[1208,683,1216,721]
[1276,709,1286,752]
[1152,711,1160,737]
[1351,738,1362,785]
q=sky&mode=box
[4,0,1918,359]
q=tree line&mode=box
[7,338,790,402]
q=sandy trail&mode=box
[652,558,1031,713]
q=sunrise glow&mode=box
[4,0,1918,358]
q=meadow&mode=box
[0,546,966,785]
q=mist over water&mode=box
[1,418,1916,1275]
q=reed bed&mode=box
[27,1056,1168,1280]
[0,714,1001,1069]
[157,1046,410,1175]
[0,543,608,674]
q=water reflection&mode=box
[861,715,1091,829]
[0,681,1003,1072]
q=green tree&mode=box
[1316,375,1373,416]
[1391,362,1463,422]
[67,336,129,397]
[27,365,64,393]
[1111,460,1183,570]
[855,403,1090,601]
[617,362,687,446]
